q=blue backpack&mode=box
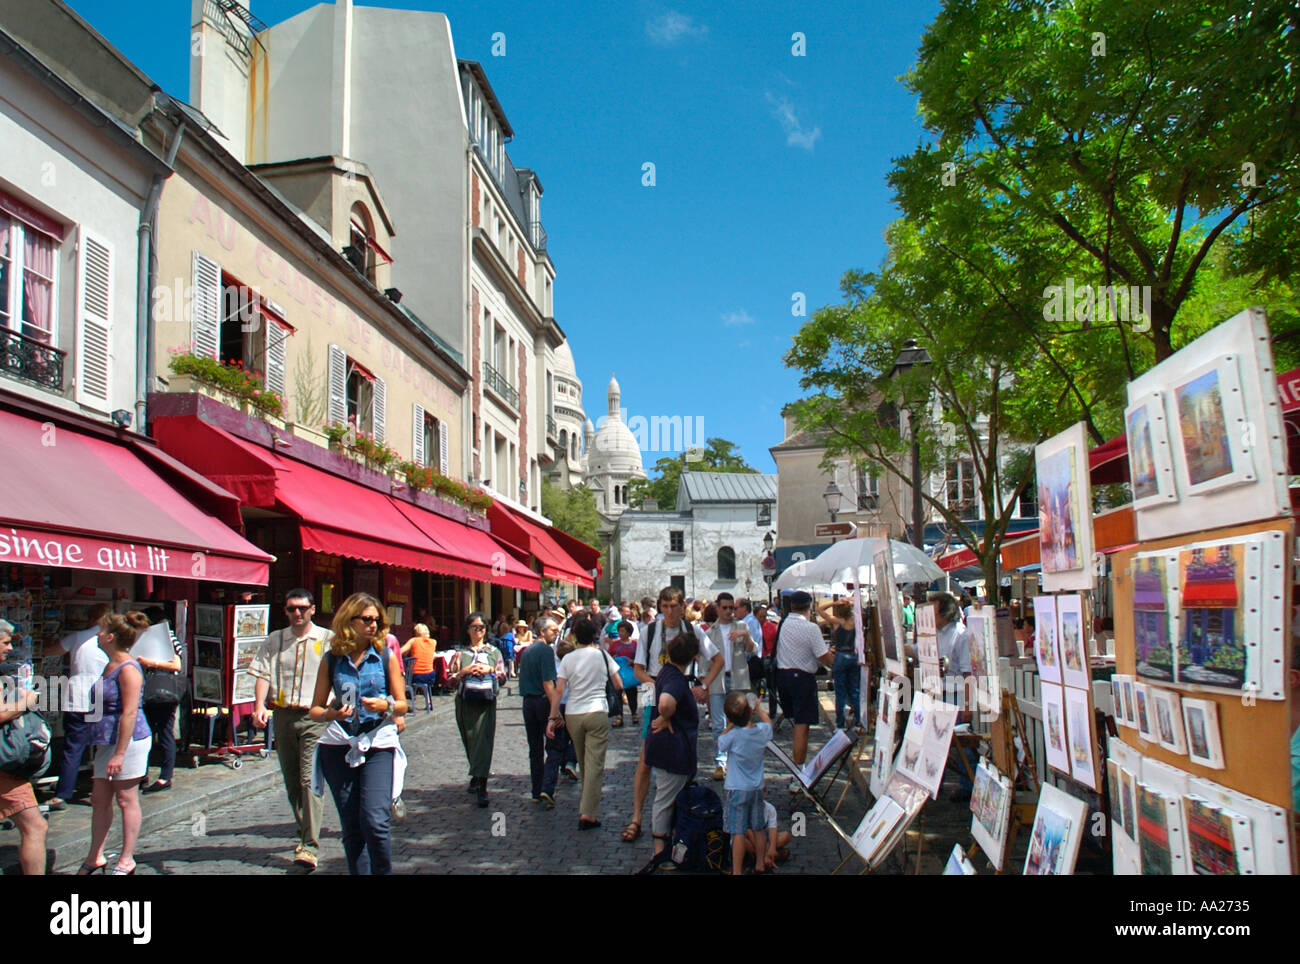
[669,782,727,873]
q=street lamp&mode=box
[891,338,932,550]
[823,479,842,544]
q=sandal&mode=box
[77,861,107,875]
[620,820,642,843]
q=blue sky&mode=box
[68,0,939,475]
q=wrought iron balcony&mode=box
[2,328,65,393]
[530,220,547,252]
[482,361,519,408]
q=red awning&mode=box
[1088,433,1131,485]
[153,417,537,591]
[936,545,979,572]
[488,502,596,588]
[549,525,603,577]
[0,409,272,584]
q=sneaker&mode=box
[712,765,726,781]
[538,792,555,809]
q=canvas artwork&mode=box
[1032,595,1062,685]
[1181,698,1225,769]
[1134,683,1156,742]
[1126,391,1178,508]
[1041,683,1070,776]
[195,637,223,669]
[1176,540,1247,692]
[1184,796,1252,875]
[966,609,1000,713]
[196,604,224,639]
[1173,356,1254,494]
[1186,774,1291,874]
[1152,689,1187,755]
[1023,784,1087,876]
[233,605,268,639]
[875,548,906,677]
[970,757,1013,870]
[1133,553,1176,683]
[1037,447,1082,574]
[1056,594,1089,691]
[193,666,223,704]
[1137,785,1180,875]
[1064,685,1098,791]
[1119,767,1138,840]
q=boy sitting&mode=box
[717,691,773,875]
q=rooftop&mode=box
[679,472,777,505]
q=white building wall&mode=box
[0,55,152,420]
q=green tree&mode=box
[893,0,1300,364]
[626,437,756,510]
[540,480,601,546]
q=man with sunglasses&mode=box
[251,589,334,869]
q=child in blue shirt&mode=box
[717,690,773,874]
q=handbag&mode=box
[143,668,186,705]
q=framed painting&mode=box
[1056,594,1090,691]
[233,605,268,639]
[1180,698,1225,769]
[1171,354,1255,496]
[1151,688,1187,755]
[195,604,224,640]
[1031,595,1062,685]
[1125,390,1178,510]
[1023,784,1087,876]
[875,548,906,678]
[1064,684,1099,791]
[1133,552,1178,684]
[1035,422,1095,591]
[1041,683,1070,776]
[193,666,223,705]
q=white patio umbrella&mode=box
[772,558,818,592]
[803,537,943,587]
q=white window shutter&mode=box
[75,228,112,412]
[327,344,347,425]
[191,251,220,360]
[438,420,449,475]
[412,403,426,466]
[372,375,386,444]
[264,316,286,398]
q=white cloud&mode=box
[646,10,708,45]
[722,309,756,327]
[766,93,821,151]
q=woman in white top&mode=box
[547,615,623,830]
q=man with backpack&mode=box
[0,618,47,874]
[620,586,722,844]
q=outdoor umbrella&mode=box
[803,537,943,587]
[772,558,818,592]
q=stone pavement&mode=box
[4,681,1038,875]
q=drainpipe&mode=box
[136,116,186,432]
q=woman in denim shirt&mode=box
[78,611,153,875]
[309,593,407,874]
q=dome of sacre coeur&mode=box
[588,373,645,477]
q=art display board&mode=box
[1126,308,1289,541]
[1040,683,1071,776]
[969,756,1014,870]
[1035,422,1095,591]
[1055,595,1090,691]
[915,602,941,696]
[875,548,906,677]
[1031,595,1062,685]
[1110,521,1293,812]
[1023,783,1088,875]
[1064,685,1100,791]
[1130,532,1286,700]
[965,609,1001,714]
[943,844,977,875]
[894,691,959,799]
[870,677,902,798]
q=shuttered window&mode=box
[327,343,347,425]
[75,229,112,412]
[191,251,220,360]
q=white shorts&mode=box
[93,736,152,781]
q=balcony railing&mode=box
[2,328,65,393]
[530,220,547,253]
[482,361,519,408]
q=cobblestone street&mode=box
[123,690,871,875]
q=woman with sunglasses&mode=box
[451,611,505,807]
[309,593,407,874]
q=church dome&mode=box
[588,373,646,478]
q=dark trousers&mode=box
[55,711,93,801]
[522,694,559,797]
[144,702,178,783]
[317,744,394,875]
[547,708,577,783]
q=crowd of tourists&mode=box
[1,583,892,875]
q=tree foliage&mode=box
[541,480,601,548]
[626,437,756,510]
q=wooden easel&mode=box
[991,689,1039,793]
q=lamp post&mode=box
[822,479,842,544]
[762,530,776,604]
[891,339,932,550]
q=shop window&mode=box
[717,546,736,581]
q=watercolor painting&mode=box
[1133,554,1175,682]
[1175,368,1233,486]
[1037,447,1082,574]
